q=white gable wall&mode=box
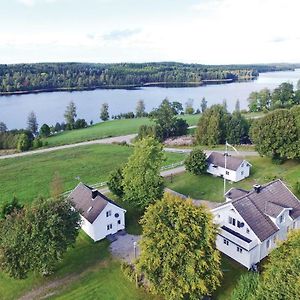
[213,203,261,269]
[80,202,126,242]
[207,160,250,182]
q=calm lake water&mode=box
[1,69,300,129]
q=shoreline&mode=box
[0,78,252,97]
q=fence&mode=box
[62,161,185,196]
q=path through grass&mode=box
[44,115,199,147]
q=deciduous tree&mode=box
[123,137,165,209]
[185,148,208,175]
[250,109,299,161]
[135,100,146,117]
[0,197,80,279]
[231,273,259,300]
[137,193,222,300]
[64,101,77,129]
[39,123,51,137]
[100,103,109,121]
[254,230,300,300]
[108,166,124,198]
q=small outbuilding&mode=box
[207,151,251,182]
[68,182,126,242]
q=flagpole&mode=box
[224,141,228,197]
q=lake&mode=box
[1,69,300,129]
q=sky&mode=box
[0,0,299,64]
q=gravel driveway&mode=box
[109,234,141,263]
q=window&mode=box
[246,228,250,234]
[223,239,229,246]
[117,220,121,225]
[237,246,242,253]
[287,226,290,233]
[226,171,229,175]
[241,163,244,167]
[266,240,270,248]
[106,224,112,231]
[237,221,244,228]
[229,217,236,226]
[273,235,277,244]
[241,171,244,176]
[293,222,296,229]
[106,210,111,217]
[279,215,284,223]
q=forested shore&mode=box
[0,62,296,95]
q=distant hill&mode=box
[0,62,297,95]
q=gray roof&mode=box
[68,183,124,224]
[207,152,248,171]
[220,180,300,241]
[225,188,249,200]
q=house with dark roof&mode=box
[68,183,126,242]
[212,179,300,269]
[207,152,251,182]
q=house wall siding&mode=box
[80,202,125,242]
[207,160,250,182]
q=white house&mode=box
[212,180,300,269]
[207,152,251,182]
[68,182,126,242]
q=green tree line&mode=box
[0,62,293,93]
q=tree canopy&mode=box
[100,103,109,121]
[250,108,300,161]
[0,197,80,279]
[185,148,208,175]
[1,62,290,94]
[64,101,77,129]
[123,137,165,209]
[137,192,222,300]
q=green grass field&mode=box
[44,115,200,147]
[0,232,158,300]
[0,144,186,205]
[166,157,300,201]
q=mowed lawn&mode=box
[0,144,186,205]
[44,115,200,147]
[166,156,300,201]
[0,231,158,300]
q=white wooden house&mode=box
[68,183,126,242]
[207,152,251,182]
[212,180,300,269]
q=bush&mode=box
[17,133,31,151]
[107,166,125,198]
[231,273,259,300]
[185,148,208,175]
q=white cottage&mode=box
[212,180,300,269]
[68,183,126,242]
[207,152,251,182]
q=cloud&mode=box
[102,28,141,41]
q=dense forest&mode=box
[0,62,296,94]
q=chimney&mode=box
[253,184,261,193]
[92,189,98,199]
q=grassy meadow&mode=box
[44,114,200,147]
[0,232,158,300]
[166,156,300,201]
[0,144,186,205]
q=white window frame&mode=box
[106,210,112,217]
